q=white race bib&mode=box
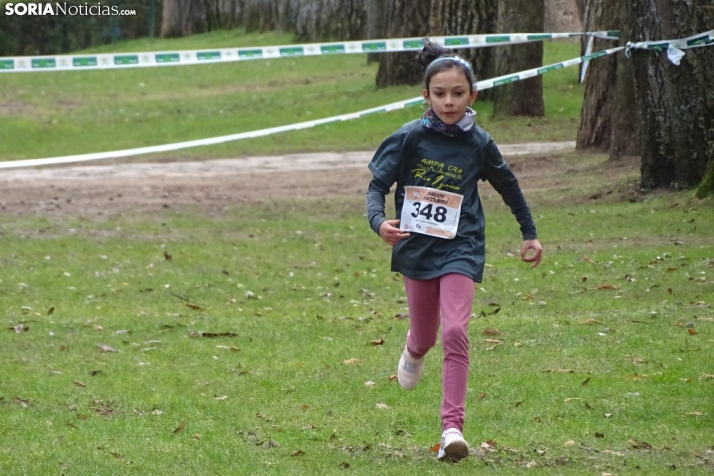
[400,186,463,239]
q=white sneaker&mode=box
[397,346,423,389]
[437,428,469,462]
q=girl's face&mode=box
[422,67,478,125]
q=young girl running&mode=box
[366,39,543,462]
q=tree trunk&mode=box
[438,0,497,92]
[575,0,617,150]
[161,0,194,38]
[366,0,388,63]
[375,0,432,88]
[607,0,639,160]
[576,0,639,158]
[492,0,545,117]
[630,0,714,191]
[293,0,366,42]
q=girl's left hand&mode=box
[521,239,543,268]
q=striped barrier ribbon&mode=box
[0,31,618,73]
[626,28,714,65]
[0,46,624,170]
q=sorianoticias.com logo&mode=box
[4,3,136,16]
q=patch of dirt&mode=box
[0,99,37,118]
[0,142,641,219]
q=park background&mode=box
[1,0,713,474]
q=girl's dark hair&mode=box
[415,38,477,92]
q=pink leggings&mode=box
[403,273,474,433]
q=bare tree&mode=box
[293,0,366,42]
[366,0,388,63]
[492,0,545,117]
[628,0,714,194]
[438,0,497,89]
[375,0,432,88]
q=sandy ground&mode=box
[0,141,634,219]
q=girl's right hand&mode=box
[378,219,410,246]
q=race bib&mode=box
[400,186,463,239]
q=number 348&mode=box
[411,202,447,223]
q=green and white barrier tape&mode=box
[0,46,623,170]
[626,28,714,65]
[0,31,618,73]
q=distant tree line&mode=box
[3,0,711,196]
[0,0,161,56]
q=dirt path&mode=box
[1,141,628,219]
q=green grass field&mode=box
[1,183,713,475]
[1,29,583,162]
[1,28,713,475]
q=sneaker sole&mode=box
[439,440,469,462]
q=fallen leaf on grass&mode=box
[388,374,397,381]
[193,332,237,338]
[10,324,28,333]
[97,344,117,352]
[73,380,86,388]
[628,439,652,450]
[376,403,389,409]
[564,398,580,402]
[486,439,498,447]
[370,339,384,346]
[685,411,706,416]
[542,369,575,373]
[478,393,487,400]
[185,303,205,311]
[173,421,186,434]
[269,439,280,448]
[597,285,618,291]
[700,373,714,380]
[291,450,305,457]
[94,325,103,331]
[601,472,618,476]
[215,395,228,400]
[581,319,602,325]
[480,441,497,452]
[193,434,201,440]
[342,358,359,365]
[526,460,538,468]
[632,357,645,364]
[581,377,591,386]
[484,339,503,344]
[564,439,575,446]
[481,328,501,336]
[688,329,697,335]
[604,413,613,418]
[429,443,441,453]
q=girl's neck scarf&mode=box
[421,107,476,138]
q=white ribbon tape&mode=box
[0,46,624,170]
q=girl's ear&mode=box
[470,90,478,104]
[422,89,430,101]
